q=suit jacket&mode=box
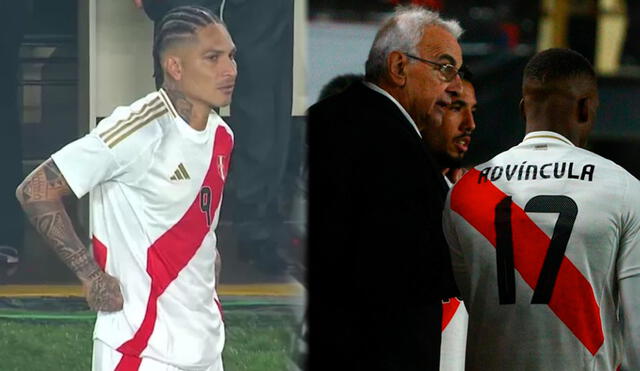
[308,82,456,370]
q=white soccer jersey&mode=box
[51,89,233,370]
[443,131,640,370]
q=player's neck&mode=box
[163,85,209,131]
[525,120,577,145]
[524,103,584,146]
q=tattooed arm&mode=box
[15,159,123,312]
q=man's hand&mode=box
[83,270,124,312]
[132,0,143,8]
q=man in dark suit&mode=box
[308,6,465,370]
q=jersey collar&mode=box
[522,131,575,147]
[158,88,180,119]
[158,88,214,143]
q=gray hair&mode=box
[364,6,463,83]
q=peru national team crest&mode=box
[217,155,227,181]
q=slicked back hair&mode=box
[153,5,224,86]
[523,48,597,87]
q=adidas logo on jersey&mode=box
[170,163,190,181]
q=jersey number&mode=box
[494,195,578,304]
[200,186,212,227]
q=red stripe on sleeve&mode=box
[450,168,604,355]
[116,126,233,359]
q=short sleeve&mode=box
[617,175,640,280]
[50,98,165,199]
[51,133,121,199]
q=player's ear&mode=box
[577,97,590,124]
[163,55,183,82]
[387,51,409,87]
[519,98,526,124]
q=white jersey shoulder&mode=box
[93,90,177,163]
[51,90,177,198]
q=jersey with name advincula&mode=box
[443,131,640,370]
[51,89,233,370]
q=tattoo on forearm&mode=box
[164,81,193,124]
[18,159,123,311]
[25,201,99,280]
[43,161,67,189]
[18,160,99,281]
[20,160,70,203]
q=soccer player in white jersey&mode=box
[16,6,236,371]
[443,48,640,370]
[422,65,477,371]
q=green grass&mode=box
[0,308,296,371]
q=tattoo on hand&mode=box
[86,272,123,312]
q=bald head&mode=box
[521,48,599,147]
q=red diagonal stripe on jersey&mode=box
[450,168,604,355]
[442,297,462,331]
[92,236,108,271]
[116,126,233,361]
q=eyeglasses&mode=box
[405,53,463,82]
